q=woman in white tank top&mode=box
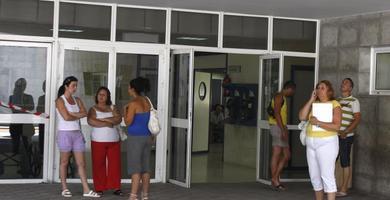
[55,76,100,198]
[87,87,123,196]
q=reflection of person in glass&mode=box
[36,80,45,155]
[9,78,34,154]
[87,87,123,196]
[56,76,100,198]
[210,104,224,143]
[124,77,153,200]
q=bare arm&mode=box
[124,103,136,126]
[299,90,317,121]
[69,97,88,119]
[100,105,122,125]
[273,94,286,130]
[55,98,79,121]
[311,106,342,132]
[87,107,113,128]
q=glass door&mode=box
[0,41,52,182]
[257,54,313,184]
[167,49,194,188]
[55,42,112,182]
[114,46,164,183]
[257,54,282,184]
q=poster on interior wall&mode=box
[224,83,258,126]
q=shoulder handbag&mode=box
[298,121,308,146]
[110,105,127,141]
[145,96,161,135]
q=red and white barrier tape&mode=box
[0,101,49,118]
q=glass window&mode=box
[0,45,48,179]
[376,53,390,90]
[63,50,109,110]
[59,3,111,40]
[223,15,268,49]
[0,0,54,37]
[371,50,390,95]
[260,58,280,120]
[171,11,218,47]
[116,7,166,44]
[273,19,316,52]
[115,53,159,179]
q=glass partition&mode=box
[115,53,159,179]
[59,3,111,40]
[223,15,268,49]
[0,44,48,179]
[116,7,166,44]
[273,19,316,53]
[0,0,54,37]
[171,11,218,47]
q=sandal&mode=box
[129,193,139,200]
[61,189,72,198]
[271,184,286,191]
[83,190,101,198]
[113,189,123,196]
[336,191,348,197]
[142,192,149,200]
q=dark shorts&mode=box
[338,136,354,168]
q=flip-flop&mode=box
[336,191,348,197]
[271,184,286,191]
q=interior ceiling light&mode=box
[50,28,84,33]
[176,36,208,41]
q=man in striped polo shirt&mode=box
[336,78,361,197]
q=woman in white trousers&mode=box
[299,80,341,200]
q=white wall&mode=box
[192,72,211,152]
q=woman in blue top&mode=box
[124,77,153,200]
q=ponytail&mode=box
[57,76,78,99]
[57,85,65,98]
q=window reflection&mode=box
[0,45,47,179]
[59,3,111,40]
[116,7,166,44]
[0,0,54,37]
[171,11,218,47]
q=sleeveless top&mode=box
[268,96,287,126]
[307,100,341,138]
[56,95,80,131]
[91,107,119,142]
[127,112,151,136]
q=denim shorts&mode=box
[338,136,354,168]
[57,130,86,152]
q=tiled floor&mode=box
[191,143,256,183]
[0,182,385,200]
[191,143,309,183]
